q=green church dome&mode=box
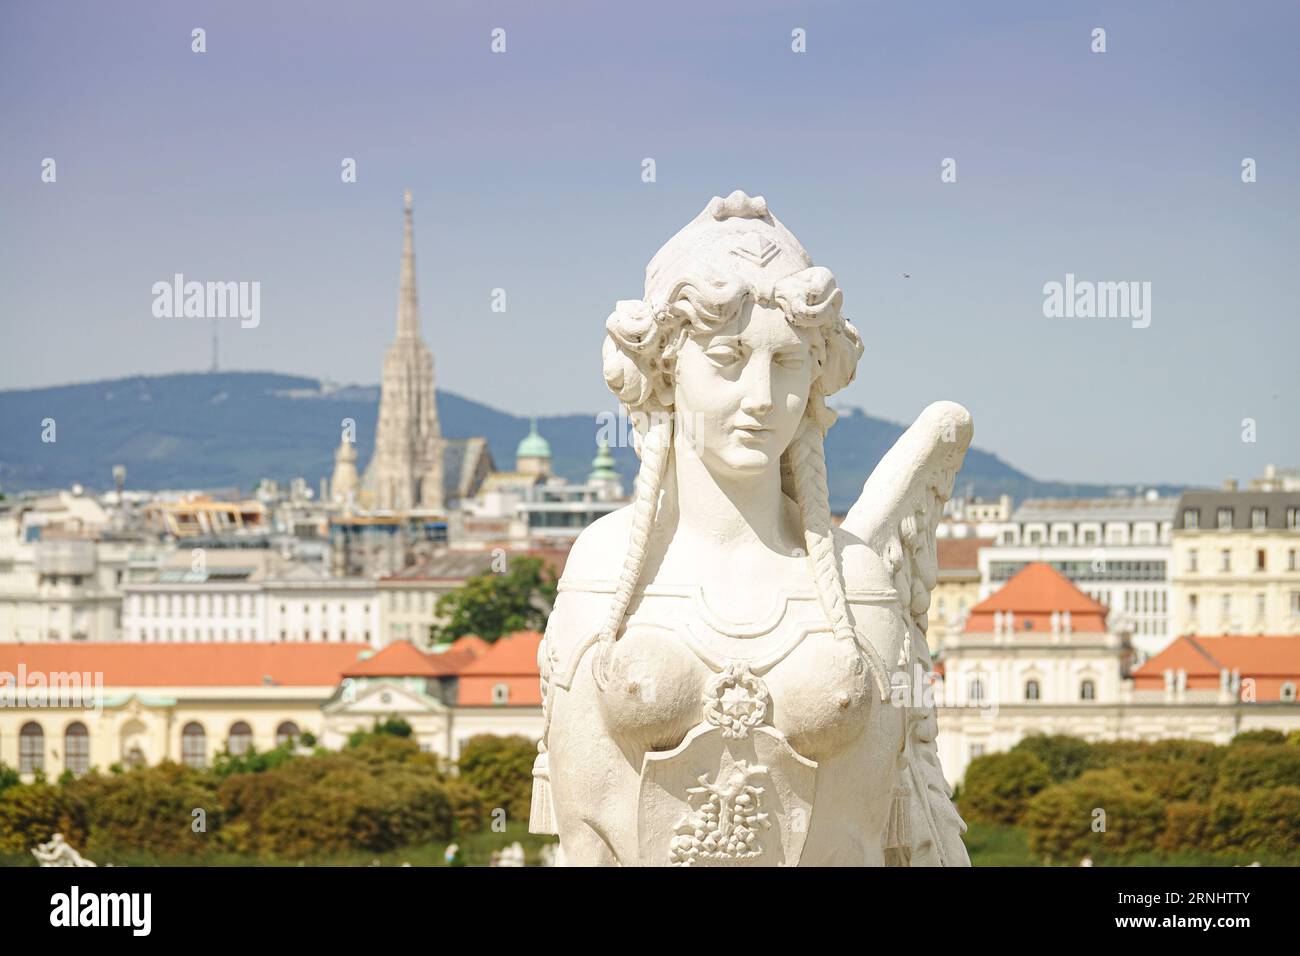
[516,419,552,459]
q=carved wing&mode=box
[839,400,973,867]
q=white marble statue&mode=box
[529,191,972,866]
[32,833,97,868]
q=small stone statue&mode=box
[529,192,972,866]
[491,842,522,868]
[32,833,97,868]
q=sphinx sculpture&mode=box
[529,191,972,866]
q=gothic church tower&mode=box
[362,191,444,511]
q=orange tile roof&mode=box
[1132,636,1300,700]
[0,643,370,687]
[965,562,1108,634]
[459,631,544,676]
[456,632,544,706]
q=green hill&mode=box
[0,372,1181,512]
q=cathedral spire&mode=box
[396,189,420,340]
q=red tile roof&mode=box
[448,635,490,657]
[0,631,547,701]
[937,537,992,572]
[1132,635,1300,701]
[964,562,1108,634]
[0,643,371,687]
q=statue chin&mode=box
[709,442,779,477]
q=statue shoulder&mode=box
[560,504,635,586]
[833,524,897,594]
[542,507,635,690]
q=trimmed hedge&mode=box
[0,731,524,862]
[998,736,1300,861]
[1025,768,1165,863]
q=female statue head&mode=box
[595,191,865,680]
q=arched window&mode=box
[968,678,985,704]
[19,722,44,774]
[64,722,90,775]
[228,721,253,756]
[1281,682,1297,703]
[181,722,207,768]
[1080,679,1096,701]
[492,683,510,705]
[275,721,300,747]
[1025,679,1040,701]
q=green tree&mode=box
[1232,729,1286,746]
[0,782,81,854]
[0,764,18,796]
[1212,786,1300,855]
[1214,743,1300,795]
[958,751,1053,825]
[347,716,414,749]
[1012,734,1094,783]
[457,735,536,824]
[210,741,296,778]
[430,556,557,644]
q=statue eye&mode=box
[776,351,806,370]
[704,344,742,366]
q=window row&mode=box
[1186,592,1300,618]
[967,678,1097,703]
[134,596,375,619]
[1182,506,1300,531]
[11,719,304,774]
[139,628,371,643]
[1187,547,1299,573]
[989,560,1167,584]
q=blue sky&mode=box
[1,0,1296,486]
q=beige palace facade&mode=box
[0,636,545,780]
[1170,488,1300,637]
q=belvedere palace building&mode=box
[0,633,544,779]
[935,562,1300,782]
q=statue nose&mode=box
[740,362,774,417]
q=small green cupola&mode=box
[588,438,618,483]
[516,419,552,478]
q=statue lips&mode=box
[732,422,772,446]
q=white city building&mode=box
[123,550,379,646]
[978,493,1176,659]
[0,494,146,642]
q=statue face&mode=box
[673,300,813,478]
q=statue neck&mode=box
[664,426,798,556]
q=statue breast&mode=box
[549,568,907,764]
